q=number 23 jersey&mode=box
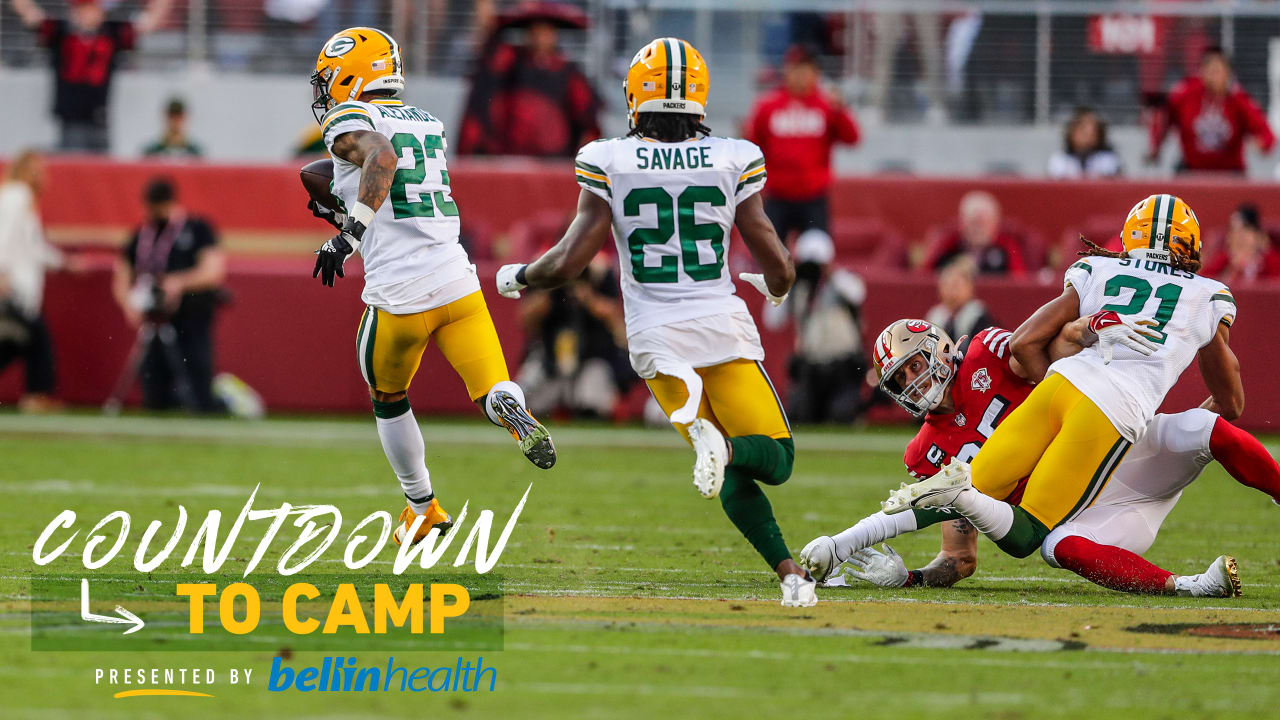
[323,98,475,313]
[905,328,1034,481]
[1049,255,1236,442]
[574,135,768,337]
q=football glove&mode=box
[313,218,365,287]
[496,264,528,299]
[843,544,909,587]
[1086,309,1160,364]
[738,272,789,306]
[308,198,347,230]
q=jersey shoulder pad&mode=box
[732,138,767,196]
[321,101,377,136]
[574,139,615,199]
[970,326,1014,361]
[1063,257,1095,291]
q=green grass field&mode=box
[1,413,1278,719]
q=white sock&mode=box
[483,380,527,426]
[375,407,433,513]
[832,511,918,559]
[1173,575,1198,596]
[950,488,1015,540]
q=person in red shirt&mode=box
[1202,203,1280,284]
[744,44,859,241]
[922,190,1027,276]
[1147,47,1275,174]
[10,0,171,153]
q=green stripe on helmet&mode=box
[663,39,673,99]
[678,40,688,99]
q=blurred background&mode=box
[1,0,1278,431]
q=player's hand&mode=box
[313,218,364,287]
[1086,310,1160,364]
[308,199,347,230]
[738,272,788,306]
[843,544,909,587]
[496,264,528,299]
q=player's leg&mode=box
[430,290,555,469]
[647,363,812,604]
[357,306,452,544]
[1209,416,1280,504]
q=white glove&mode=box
[496,263,528,299]
[843,544,909,588]
[738,272,788,307]
[1086,310,1160,364]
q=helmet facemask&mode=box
[311,67,335,124]
[879,341,954,418]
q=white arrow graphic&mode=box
[80,578,145,635]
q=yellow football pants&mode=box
[646,359,791,443]
[355,290,510,400]
[970,373,1131,529]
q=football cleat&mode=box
[490,390,556,469]
[780,572,818,608]
[799,536,841,583]
[688,418,727,498]
[1175,555,1242,598]
[882,459,972,514]
[393,499,453,546]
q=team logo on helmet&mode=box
[971,368,991,393]
[905,320,930,333]
[324,36,356,57]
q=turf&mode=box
[1,413,1278,719]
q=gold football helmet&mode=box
[624,37,709,127]
[1121,194,1201,268]
[311,27,404,123]
[871,319,957,417]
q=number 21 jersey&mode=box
[573,135,767,337]
[1050,255,1236,442]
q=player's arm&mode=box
[1197,322,1244,420]
[312,129,398,286]
[497,190,612,297]
[916,519,979,588]
[735,193,795,302]
[1009,316,1091,381]
[9,0,45,28]
[1008,287,1081,382]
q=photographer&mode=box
[111,177,225,411]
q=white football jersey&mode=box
[1049,254,1236,442]
[574,135,767,337]
[323,97,476,313]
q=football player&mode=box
[801,319,1280,596]
[307,28,555,546]
[880,195,1253,573]
[493,38,815,606]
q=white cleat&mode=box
[799,536,841,583]
[881,459,972,515]
[688,418,727,499]
[780,572,818,608]
[1175,555,1242,598]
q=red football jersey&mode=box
[903,328,1034,488]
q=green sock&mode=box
[727,436,794,486]
[994,507,1051,558]
[719,467,791,569]
[911,507,958,529]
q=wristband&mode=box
[904,569,924,588]
[515,265,528,285]
[350,202,376,229]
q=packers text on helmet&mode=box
[872,319,957,418]
[1120,194,1201,269]
[311,27,404,123]
[624,38,709,128]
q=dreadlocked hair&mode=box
[628,112,711,142]
[1077,235,1201,273]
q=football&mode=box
[299,158,339,211]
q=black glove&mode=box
[313,218,365,287]
[308,199,347,230]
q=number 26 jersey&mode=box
[573,135,768,337]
